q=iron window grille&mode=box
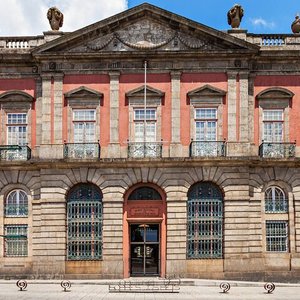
[266,221,288,252]
[187,182,223,259]
[265,186,288,213]
[5,190,28,217]
[4,225,28,257]
[67,184,103,260]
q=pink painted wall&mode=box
[254,75,300,145]
[181,73,228,146]
[63,75,110,146]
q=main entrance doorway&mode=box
[123,184,166,278]
[130,224,159,276]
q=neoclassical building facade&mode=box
[1,3,300,281]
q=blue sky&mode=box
[128,0,299,34]
[0,0,298,36]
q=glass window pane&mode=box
[265,186,287,213]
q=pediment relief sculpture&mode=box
[70,19,228,53]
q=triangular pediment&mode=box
[64,86,103,99]
[188,85,226,98]
[126,85,164,99]
[32,3,259,56]
[126,85,164,106]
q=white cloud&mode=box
[0,0,128,36]
[250,17,275,29]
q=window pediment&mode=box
[0,90,34,110]
[64,86,103,107]
[188,84,226,106]
[257,87,293,109]
[126,85,164,106]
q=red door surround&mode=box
[123,184,166,278]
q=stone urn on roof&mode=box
[291,14,300,34]
[47,7,64,31]
[227,4,244,29]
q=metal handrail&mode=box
[259,141,296,158]
[189,140,226,157]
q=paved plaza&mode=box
[0,279,300,300]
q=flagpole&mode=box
[144,60,147,145]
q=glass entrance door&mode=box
[130,224,159,276]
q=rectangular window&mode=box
[4,225,28,257]
[187,199,223,258]
[263,110,283,142]
[134,108,156,142]
[195,108,217,141]
[7,113,27,145]
[73,110,96,143]
[266,221,288,252]
[67,201,102,260]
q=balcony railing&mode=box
[259,142,296,158]
[63,143,100,159]
[0,145,31,161]
[5,204,28,217]
[128,142,163,158]
[190,140,226,157]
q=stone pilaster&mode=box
[170,71,184,157]
[32,186,66,278]
[53,74,64,144]
[108,72,121,158]
[239,72,249,142]
[102,196,123,278]
[166,195,187,276]
[227,72,237,142]
[39,74,64,159]
[40,75,52,145]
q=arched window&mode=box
[128,187,162,200]
[5,189,28,216]
[67,183,103,260]
[265,186,287,213]
[187,182,223,259]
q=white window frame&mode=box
[194,108,217,141]
[5,189,28,217]
[72,109,96,143]
[133,108,157,142]
[6,113,27,145]
[263,109,284,142]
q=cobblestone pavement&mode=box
[0,280,299,300]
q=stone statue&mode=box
[291,14,300,34]
[227,4,244,29]
[47,7,64,31]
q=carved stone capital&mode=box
[170,71,181,80]
[109,71,120,80]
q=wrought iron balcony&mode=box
[0,145,31,161]
[190,140,226,157]
[259,142,296,158]
[5,204,28,217]
[63,143,100,159]
[128,141,163,158]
